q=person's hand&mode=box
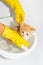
[0,23,4,35]
[15,10,25,24]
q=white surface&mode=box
[0,0,43,65]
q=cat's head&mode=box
[20,22,36,40]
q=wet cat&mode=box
[7,22,36,47]
[13,22,36,40]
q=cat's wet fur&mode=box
[13,22,36,40]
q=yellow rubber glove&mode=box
[2,25,30,50]
[4,0,25,24]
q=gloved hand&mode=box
[4,0,25,24]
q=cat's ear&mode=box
[28,25,36,31]
[20,22,24,27]
[28,25,36,35]
[28,27,36,34]
[31,27,36,31]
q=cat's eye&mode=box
[22,31,24,33]
[26,33,28,35]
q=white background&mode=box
[0,0,43,65]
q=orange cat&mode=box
[13,22,36,40]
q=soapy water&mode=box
[0,36,23,53]
[0,34,34,53]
